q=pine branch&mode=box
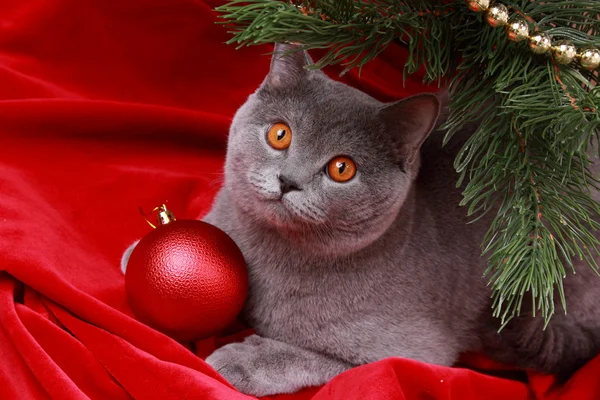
[216,0,600,326]
[217,0,452,75]
[444,1,600,324]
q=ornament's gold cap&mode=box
[140,203,176,229]
[156,205,176,226]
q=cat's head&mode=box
[224,43,440,257]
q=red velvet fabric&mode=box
[1,1,598,399]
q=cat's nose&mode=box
[278,175,301,194]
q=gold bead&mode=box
[466,0,490,12]
[579,48,600,70]
[505,16,529,42]
[551,40,577,65]
[485,3,509,27]
[528,32,551,54]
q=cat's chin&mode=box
[237,192,380,256]
[259,199,312,231]
[261,200,296,227]
[257,202,373,256]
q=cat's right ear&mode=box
[261,43,323,89]
[380,93,441,166]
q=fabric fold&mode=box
[1,0,598,399]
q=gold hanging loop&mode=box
[139,203,176,229]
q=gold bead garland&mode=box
[467,0,490,12]
[506,16,529,42]
[580,48,600,71]
[551,40,577,65]
[485,4,508,27]
[466,0,599,71]
[528,32,551,55]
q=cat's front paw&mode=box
[205,335,300,396]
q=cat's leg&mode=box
[481,306,600,383]
[205,334,353,396]
[120,240,139,274]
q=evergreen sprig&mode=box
[216,0,600,326]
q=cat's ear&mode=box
[380,93,441,165]
[262,43,323,89]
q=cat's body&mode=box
[203,128,487,368]
[123,44,600,396]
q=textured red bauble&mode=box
[125,219,248,342]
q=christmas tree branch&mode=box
[216,0,600,326]
[444,0,600,324]
[217,0,458,77]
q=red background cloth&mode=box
[0,0,598,399]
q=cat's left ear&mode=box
[380,93,441,165]
[262,43,324,89]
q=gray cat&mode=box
[122,43,600,396]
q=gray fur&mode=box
[123,44,600,396]
[121,240,138,274]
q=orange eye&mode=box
[267,123,292,150]
[327,156,356,183]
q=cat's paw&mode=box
[120,240,140,274]
[205,335,299,396]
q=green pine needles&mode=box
[216,0,600,327]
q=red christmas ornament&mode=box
[125,204,248,342]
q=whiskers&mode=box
[334,196,399,232]
[305,199,327,220]
[281,198,347,245]
[247,170,268,187]
[247,170,280,197]
[202,171,226,189]
[284,198,326,223]
[244,170,379,243]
